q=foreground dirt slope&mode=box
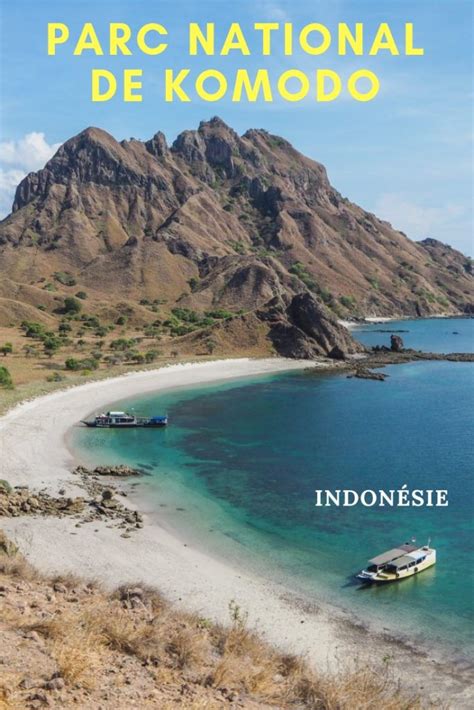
[0,531,423,710]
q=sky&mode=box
[0,0,472,255]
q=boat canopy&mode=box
[368,543,418,566]
[369,548,408,566]
[107,411,127,417]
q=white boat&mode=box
[357,540,436,583]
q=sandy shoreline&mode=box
[1,357,472,706]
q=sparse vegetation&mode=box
[0,533,422,709]
[289,262,317,291]
[339,295,356,309]
[367,276,380,290]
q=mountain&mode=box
[0,117,472,358]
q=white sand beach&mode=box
[1,358,472,706]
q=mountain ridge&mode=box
[0,117,472,358]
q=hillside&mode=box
[0,117,472,363]
[0,530,421,709]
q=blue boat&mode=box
[82,411,168,428]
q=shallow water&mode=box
[72,318,474,658]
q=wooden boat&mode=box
[81,411,168,428]
[357,540,436,583]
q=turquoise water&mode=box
[72,318,474,659]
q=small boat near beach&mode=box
[357,540,436,584]
[82,411,168,428]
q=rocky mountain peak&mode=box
[1,118,472,352]
[145,131,168,158]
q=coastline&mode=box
[1,357,473,706]
[338,313,469,329]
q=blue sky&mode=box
[0,0,472,254]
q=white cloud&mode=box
[0,132,61,172]
[0,132,62,219]
[373,192,467,241]
[0,168,25,217]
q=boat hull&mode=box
[371,556,435,583]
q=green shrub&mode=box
[0,342,13,356]
[144,350,159,363]
[110,338,135,351]
[65,357,82,371]
[65,357,98,371]
[0,366,13,389]
[75,291,87,300]
[46,372,65,383]
[21,321,46,339]
[289,262,317,291]
[171,308,200,323]
[80,358,99,370]
[54,271,76,287]
[339,295,356,308]
[205,309,234,319]
[43,336,62,357]
[64,297,81,315]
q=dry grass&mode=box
[0,532,425,709]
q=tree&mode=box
[0,343,13,357]
[64,297,81,315]
[43,337,61,358]
[145,350,159,363]
[65,357,81,371]
[0,366,13,389]
[111,338,134,351]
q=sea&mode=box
[72,317,474,659]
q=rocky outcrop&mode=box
[348,368,388,381]
[258,292,365,358]
[0,486,86,517]
[74,465,141,477]
[0,472,144,536]
[390,334,404,352]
